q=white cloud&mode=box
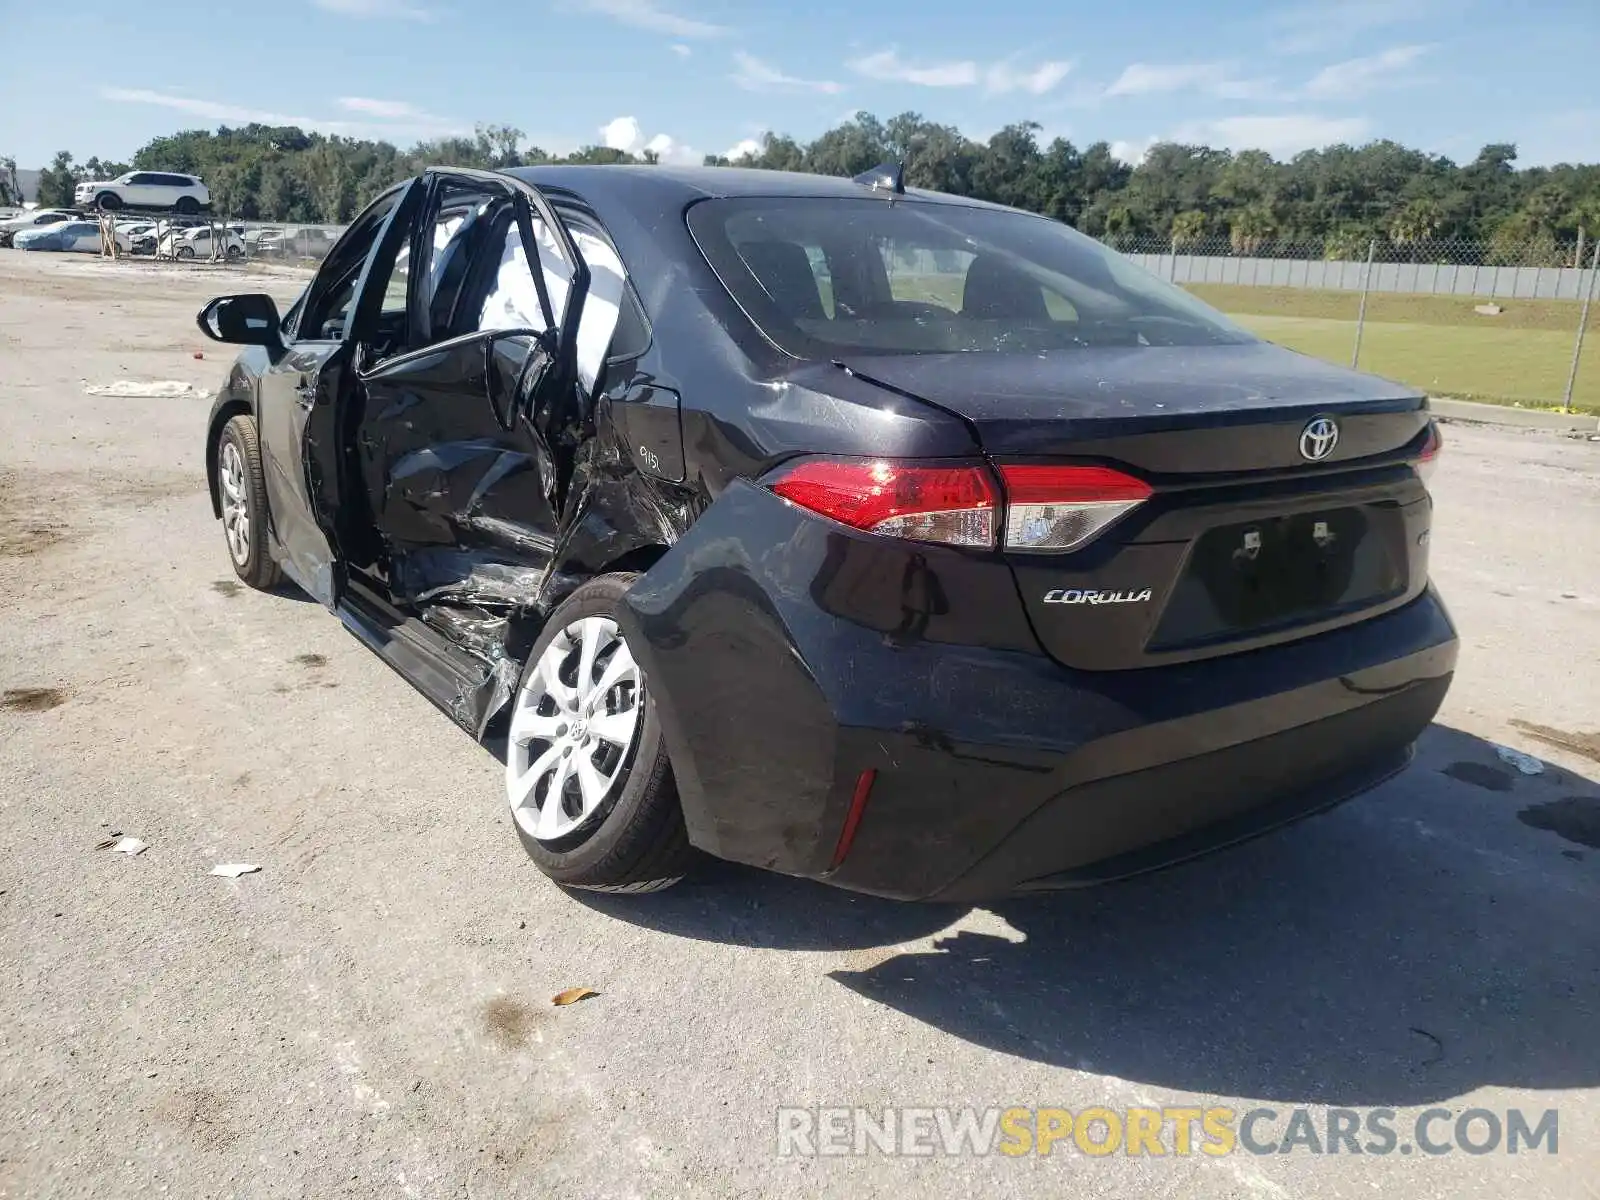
[731,51,844,95]
[1179,114,1372,156]
[849,48,979,88]
[1104,61,1274,100]
[571,0,728,38]
[1266,0,1446,53]
[1302,44,1431,99]
[338,96,425,119]
[848,48,1072,95]
[670,42,691,57]
[721,137,763,162]
[312,0,434,20]
[102,87,466,139]
[1110,137,1158,166]
[600,115,700,164]
[602,116,645,152]
[984,59,1073,96]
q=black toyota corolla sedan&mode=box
[197,162,1454,902]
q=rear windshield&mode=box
[687,196,1254,357]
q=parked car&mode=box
[159,225,245,260]
[196,164,1454,901]
[0,207,79,247]
[112,220,160,254]
[269,226,337,258]
[75,170,209,214]
[14,220,102,252]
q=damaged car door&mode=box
[254,180,422,605]
[352,169,594,653]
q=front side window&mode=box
[688,197,1254,358]
[298,187,408,340]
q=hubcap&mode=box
[218,441,250,566]
[506,616,644,842]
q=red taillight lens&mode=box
[997,464,1153,552]
[1416,421,1443,485]
[768,458,999,548]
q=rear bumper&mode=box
[620,482,1457,902]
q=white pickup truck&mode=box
[75,171,210,213]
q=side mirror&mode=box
[484,327,559,431]
[196,293,282,348]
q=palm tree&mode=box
[1389,198,1443,261]
[1170,209,1207,250]
[1228,204,1276,256]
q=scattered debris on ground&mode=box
[83,380,202,399]
[210,863,261,878]
[552,987,599,1006]
[1494,744,1546,775]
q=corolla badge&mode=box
[1299,416,1340,462]
[1043,588,1153,605]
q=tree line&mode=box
[10,112,1600,260]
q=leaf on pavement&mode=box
[552,987,599,1006]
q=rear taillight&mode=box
[765,457,1153,554]
[998,464,1153,552]
[767,458,998,548]
[1416,421,1443,485]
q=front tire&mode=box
[216,415,282,590]
[95,192,122,211]
[176,245,195,260]
[506,574,692,892]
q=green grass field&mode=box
[1187,285,1600,414]
[833,269,1600,413]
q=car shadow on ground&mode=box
[578,724,1600,1107]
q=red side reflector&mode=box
[829,768,878,870]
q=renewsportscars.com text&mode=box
[776,1105,1559,1159]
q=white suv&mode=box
[75,171,210,214]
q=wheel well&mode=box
[500,543,673,670]
[598,545,671,578]
[205,400,252,518]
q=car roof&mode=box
[503,164,1020,218]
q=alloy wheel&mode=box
[218,440,250,566]
[506,616,644,842]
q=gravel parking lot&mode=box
[1,250,1597,1200]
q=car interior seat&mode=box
[960,253,1050,322]
[737,240,827,322]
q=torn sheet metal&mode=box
[394,550,546,609]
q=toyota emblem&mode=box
[1299,417,1340,462]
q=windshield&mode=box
[687,196,1254,358]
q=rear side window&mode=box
[687,197,1252,358]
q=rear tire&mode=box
[506,573,693,892]
[216,415,282,591]
[175,196,200,215]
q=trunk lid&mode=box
[840,343,1435,671]
[839,342,1429,473]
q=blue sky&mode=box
[2,0,1597,171]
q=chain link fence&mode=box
[1107,234,1600,413]
[87,214,350,265]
